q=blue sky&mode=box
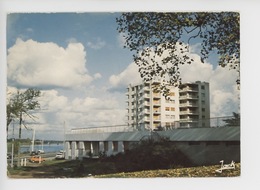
[6,13,239,140]
[7,13,132,85]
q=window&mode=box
[171,107,175,111]
[165,107,170,111]
[201,85,205,90]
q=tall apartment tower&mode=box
[179,81,210,128]
[126,81,210,130]
[126,81,180,131]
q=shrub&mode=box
[102,137,193,172]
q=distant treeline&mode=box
[7,138,63,145]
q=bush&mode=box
[102,137,193,172]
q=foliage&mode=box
[117,12,240,97]
[7,150,240,178]
[6,88,41,139]
[102,137,193,172]
[7,159,240,178]
[223,112,240,127]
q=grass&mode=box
[95,163,240,178]
[7,159,240,178]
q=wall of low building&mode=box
[175,141,240,165]
[65,127,240,165]
[65,139,240,166]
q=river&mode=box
[20,144,64,153]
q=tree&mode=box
[117,12,240,97]
[6,88,41,139]
[223,112,240,127]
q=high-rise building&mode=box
[126,81,210,130]
[179,81,210,128]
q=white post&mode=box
[90,142,93,154]
[107,141,113,156]
[65,141,70,159]
[24,158,27,166]
[71,142,76,160]
[118,141,124,153]
[39,156,41,164]
[41,139,44,152]
[21,158,24,166]
[31,128,35,152]
[11,139,14,168]
[99,141,104,152]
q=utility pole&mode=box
[11,120,15,168]
[31,127,35,152]
[63,121,66,151]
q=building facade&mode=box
[179,81,210,128]
[65,126,240,165]
[126,81,180,131]
[126,81,210,130]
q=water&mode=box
[20,144,64,153]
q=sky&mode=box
[6,13,240,141]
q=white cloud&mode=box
[179,52,239,117]
[39,90,69,111]
[109,62,142,89]
[7,87,126,140]
[117,33,127,48]
[179,54,213,83]
[7,38,93,89]
[86,37,106,50]
[110,43,240,118]
[26,28,34,33]
[94,73,102,79]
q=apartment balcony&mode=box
[179,110,199,115]
[143,117,150,122]
[153,100,161,106]
[153,110,161,115]
[153,116,161,122]
[179,102,198,107]
[179,87,198,93]
[179,95,198,100]
[143,109,150,115]
[143,93,150,99]
[144,101,150,107]
[179,118,199,123]
[153,93,161,99]
[142,86,150,92]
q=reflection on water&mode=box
[20,144,64,153]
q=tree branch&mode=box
[188,26,202,44]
